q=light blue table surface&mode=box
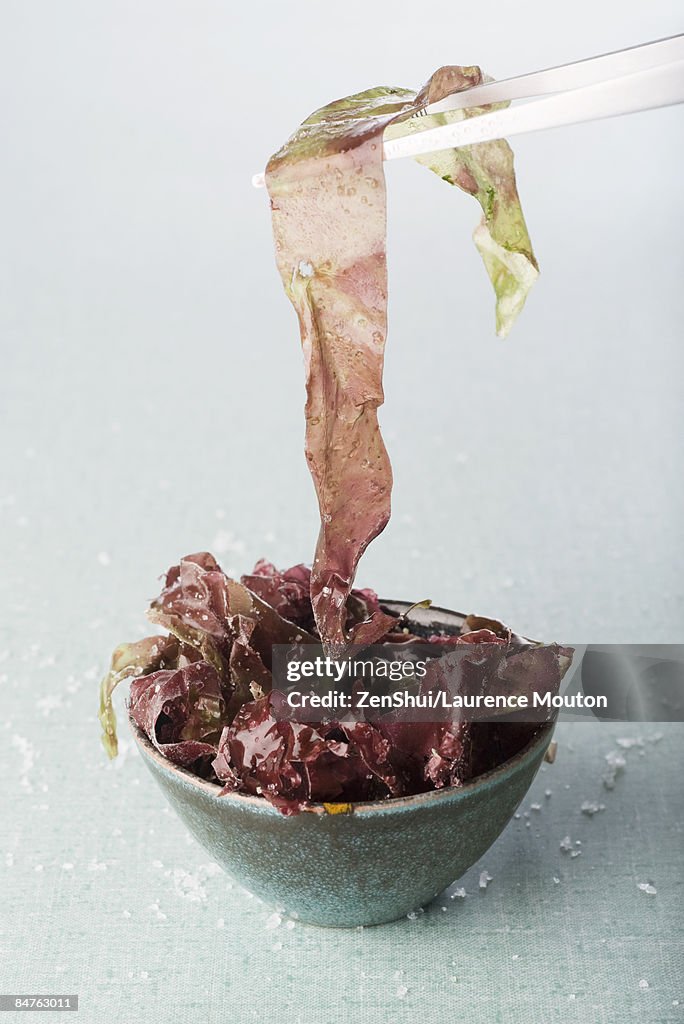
[3,696,683,1022]
[2,1,683,1021]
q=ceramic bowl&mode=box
[130,601,554,927]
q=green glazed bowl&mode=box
[130,601,554,927]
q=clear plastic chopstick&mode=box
[423,33,684,116]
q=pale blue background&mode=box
[1,1,683,1021]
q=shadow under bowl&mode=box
[130,601,554,927]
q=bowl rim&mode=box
[130,717,554,817]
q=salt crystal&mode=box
[139,971,149,981]
[616,737,643,749]
[570,850,582,858]
[171,868,206,902]
[211,530,246,557]
[637,882,657,895]
[530,803,541,812]
[265,913,282,931]
[216,918,225,929]
[479,870,493,890]
[639,979,649,990]
[559,836,573,852]
[553,877,560,885]
[285,919,295,930]
[34,864,43,872]
[36,693,62,716]
[272,942,282,951]
[396,985,408,999]
[603,751,626,789]
[451,887,466,899]
[545,789,552,798]
[122,910,131,918]
[97,551,111,567]
[11,735,36,787]
[62,863,74,871]
[581,800,605,816]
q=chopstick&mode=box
[421,33,684,116]
[252,34,684,189]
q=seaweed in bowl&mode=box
[100,553,571,816]
[100,63,566,838]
